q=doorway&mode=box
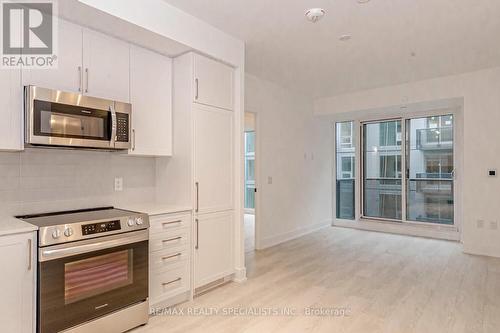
[244,112,256,252]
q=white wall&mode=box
[245,74,332,249]
[315,66,500,258]
[0,149,156,217]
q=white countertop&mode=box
[121,203,192,216]
[0,215,38,237]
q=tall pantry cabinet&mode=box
[173,52,235,290]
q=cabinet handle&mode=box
[132,129,136,151]
[78,66,82,92]
[27,238,32,271]
[195,182,199,213]
[162,220,182,226]
[195,218,199,250]
[195,78,199,100]
[162,236,182,243]
[85,68,89,93]
[161,253,182,261]
[162,277,181,286]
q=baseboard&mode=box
[233,267,247,283]
[463,244,500,258]
[334,218,461,241]
[258,220,332,249]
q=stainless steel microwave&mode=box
[25,86,131,150]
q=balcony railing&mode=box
[336,179,355,219]
[416,127,453,150]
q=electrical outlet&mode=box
[477,220,484,229]
[114,177,123,191]
[490,221,498,230]
[267,176,273,185]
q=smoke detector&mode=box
[305,8,326,23]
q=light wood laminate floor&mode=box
[135,227,500,333]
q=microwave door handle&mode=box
[110,105,117,148]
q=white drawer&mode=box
[150,262,190,303]
[150,213,191,234]
[150,247,189,273]
[149,228,190,252]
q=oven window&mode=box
[64,249,133,304]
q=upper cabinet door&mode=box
[129,46,173,156]
[0,68,22,151]
[83,29,130,102]
[193,54,233,110]
[22,19,83,93]
[194,104,234,213]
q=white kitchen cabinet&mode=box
[0,232,36,333]
[149,212,192,307]
[22,20,130,102]
[22,19,83,93]
[173,52,235,292]
[0,67,23,151]
[193,54,233,110]
[129,46,172,156]
[83,29,130,102]
[194,211,234,288]
[194,104,234,213]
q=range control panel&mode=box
[82,220,121,235]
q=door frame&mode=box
[332,98,463,241]
[244,111,261,250]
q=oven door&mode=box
[38,230,148,333]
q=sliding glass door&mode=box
[406,115,454,224]
[362,120,402,220]
[357,114,455,225]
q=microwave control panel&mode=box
[116,113,129,142]
[82,220,121,235]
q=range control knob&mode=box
[127,218,136,227]
[64,227,74,237]
[52,229,61,239]
[135,217,144,225]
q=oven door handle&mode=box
[110,104,117,149]
[39,230,148,262]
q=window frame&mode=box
[332,103,462,239]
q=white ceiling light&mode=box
[357,0,371,3]
[305,8,326,23]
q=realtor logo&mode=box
[1,0,58,68]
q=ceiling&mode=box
[60,0,191,57]
[163,0,500,98]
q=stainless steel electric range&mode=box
[18,207,150,333]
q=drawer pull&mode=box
[162,253,182,261]
[162,277,181,286]
[162,220,182,226]
[162,236,182,243]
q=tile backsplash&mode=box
[0,148,156,216]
